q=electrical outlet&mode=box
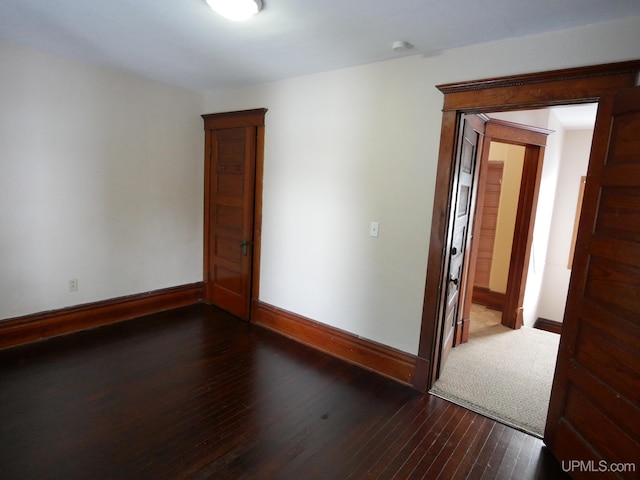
[69,278,78,292]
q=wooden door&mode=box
[544,87,640,477]
[202,109,266,320]
[439,114,485,371]
[474,161,504,289]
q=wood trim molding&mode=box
[472,287,505,311]
[252,300,417,386]
[485,118,552,147]
[501,144,546,330]
[417,110,458,387]
[437,60,640,111]
[0,283,203,350]
[533,317,563,335]
[202,108,268,129]
[437,61,640,94]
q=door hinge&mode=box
[240,240,253,256]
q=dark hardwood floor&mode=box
[0,304,569,479]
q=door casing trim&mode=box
[414,60,640,392]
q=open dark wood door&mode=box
[202,109,266,320]
[544,87,640,478]
[438,114,486,373]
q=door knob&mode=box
[450,277,459,286]
[451,246,458,255]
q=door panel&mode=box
[439,115,485,370]
[474,161,503,289]
[206,126,256,319]
[545,87,640,478]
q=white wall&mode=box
[537,130,593,322]
[205,16,640,354]
[205,57,435,353]
[0,41,204,320]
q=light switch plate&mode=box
[369,221,379,237]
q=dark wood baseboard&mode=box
[2,287,418,387]
[533,317,563,335]
[472,287,505,311]
[252,300,416,386]
[0,283,204,350]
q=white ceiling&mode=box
[1,0,639,93]
[550,104,598,130]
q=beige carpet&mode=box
[430,324,560,437]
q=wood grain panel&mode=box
[213,265,243,294]
[585,257,640,315]
[595,187,640,242]
[564,386,638,469]
[610,111,640,161]
[574,323,639,406]
[214,235,242,263]
[475,161,503,289]
[217,135,246,165]
[216,173,244,197]
[215,204,243,228]
[567,354,640,441]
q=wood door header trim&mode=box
[202,108,268,129]
[486,118,552,147]
[436,60,640,111]
[437,60,640,95]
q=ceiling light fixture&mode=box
[206,0,263,21]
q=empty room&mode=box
[1,1,639,478]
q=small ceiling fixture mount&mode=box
[391,40,413,52]
[206,0,263,21]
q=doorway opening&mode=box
[413,60,640,397]
[430,104,597,437]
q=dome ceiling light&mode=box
[206,0,263,21]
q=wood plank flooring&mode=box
[0,304,570,479]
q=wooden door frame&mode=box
[459,119,551,344]
[202,108,267,318]
[413,60,640,392]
